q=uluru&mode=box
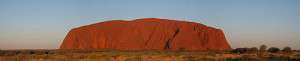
[60,18,231,51]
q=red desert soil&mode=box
[60,18,231,51]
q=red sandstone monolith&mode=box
[60,18,231,51]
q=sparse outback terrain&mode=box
[1,49,300,61]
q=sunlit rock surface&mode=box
[60,18,231,51]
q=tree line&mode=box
[231,45,292,54]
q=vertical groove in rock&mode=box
[164,28,180,49]
[144,24,158,48]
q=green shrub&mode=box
[282,47,292,53]
[268,47,280,53]
[231,48,248,54]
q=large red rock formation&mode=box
[60,18,231,51]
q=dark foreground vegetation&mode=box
[0,46,299,61]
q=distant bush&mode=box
[268,47,280,53]
[45,51,49,54]
[249,47,258,53]
[0,50,3,56]
[30,51,35,54]
[231,47,259,54]
[231,48,248,54]
[282,47,292,53]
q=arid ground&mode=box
[1,49,300,61]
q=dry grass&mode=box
[0,49,299,61]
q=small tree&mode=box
[268,47,280,53]
[259,45,267,52]
[258,45,267,58]
[282,46,292,53]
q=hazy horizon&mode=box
[0,0,299,50]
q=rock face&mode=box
[60,18,231,51]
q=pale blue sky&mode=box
[0,0,299,49]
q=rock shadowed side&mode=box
[60,18,231,51]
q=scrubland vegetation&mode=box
[0,45,299,61]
